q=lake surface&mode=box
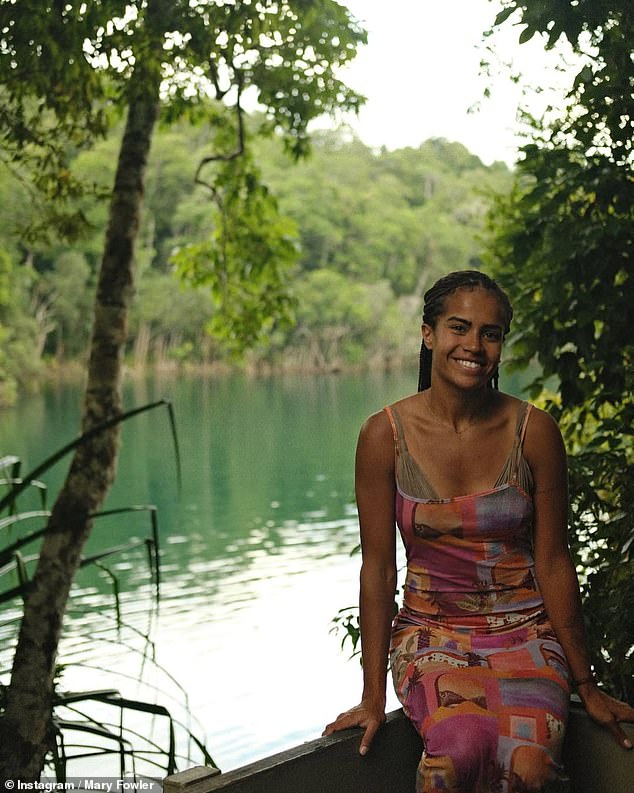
[1,369,424,777]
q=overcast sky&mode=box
[327,0,576,165]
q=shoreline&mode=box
[39,354,409,385]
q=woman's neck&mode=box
[423,385,495,435]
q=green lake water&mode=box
[1,369,422,776]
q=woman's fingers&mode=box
[322,710,361,736]
[359,718,383,755]
[597,710,633,750]
[585,690,634,749]
[606,701,634,749]
[323,704,386,755]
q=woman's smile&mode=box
[453,357,485,370]
[422,288,505,388]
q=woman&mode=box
[324,271,634,792]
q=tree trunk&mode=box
[0,68,161,782]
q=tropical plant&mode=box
[486,0,633,699]
[0,247,42,406]
[0,1,366,778]
[0,405,216,779]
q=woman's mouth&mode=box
[455,358,484,370]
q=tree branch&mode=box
[194,70,245,193]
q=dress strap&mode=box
[518,402,533,445]
[494,402,534,492]
[384,404,439,501]
[384,405,400,452]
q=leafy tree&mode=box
[487,1,633,699]
[0,0,365,778]
[260,134,509,294]
[289,269,395,368]
[0,248,41,406]
[129,269,216,366]
[172,149,300,355]
[0,119,513,380]
[38,252,95,359]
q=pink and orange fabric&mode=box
[386,402,570,793]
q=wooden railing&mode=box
[165,701,634,793]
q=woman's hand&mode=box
[578,683,634,749]
[322,700,386,756]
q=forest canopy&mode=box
[0,124,511,403]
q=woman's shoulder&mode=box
[357,394,426,454]
[359,406,394,443]
[493,393,563,439]
[524,401,562,436]
[522,402,566,473]
[357,408,396,472]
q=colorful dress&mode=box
[385,402,570,793]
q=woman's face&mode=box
[422,287,505,390]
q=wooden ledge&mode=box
[165,702,634,793]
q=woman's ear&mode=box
[421,324,433,351]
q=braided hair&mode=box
[417,270,513,392]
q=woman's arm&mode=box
[526,408,634,749]
[323,410,397,755]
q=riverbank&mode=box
[32,353,411,392]
[1,370,414,777]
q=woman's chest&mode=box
[409,432,514,498]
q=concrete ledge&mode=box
[563,700,634,792]
[164,701,634,793]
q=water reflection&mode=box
[1,371,415,774]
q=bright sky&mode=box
[330,0,576,165]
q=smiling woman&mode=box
[325,271,634,793]
[418,271,512,393]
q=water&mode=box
[1,370,418,776]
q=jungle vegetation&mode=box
[0,0,367,779]
[0,125,511,405]
[0,0,631,781]
[486,0,633,701]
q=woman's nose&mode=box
[462,330,482,352]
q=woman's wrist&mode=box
[572,673,595,689]
[572,672,600,702]
[361,688,386,709]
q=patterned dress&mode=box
[385,402,570,793]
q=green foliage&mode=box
[0,0,127,241]
[259,134,510,295]
[172,153,299,354]
[331,605,361,661]
[38,252,95,359]
[0,411,215,777]
[253,133,511,368]
[566,445,634,698]
[130,269,216,363]
[290,270,399,367]
[488,0,633,699]
[0,121,511,384]
[0,0,366,242]
[494,1,633,164]
[0,248,41,406]
[0,0,369,393]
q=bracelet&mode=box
[572,674,594,688]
